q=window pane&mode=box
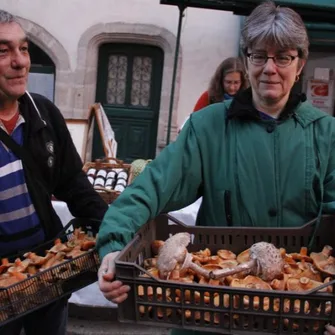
[131,56,152,107]
[106,55,127,105]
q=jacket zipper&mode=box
[224,190,233,226]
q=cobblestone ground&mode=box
[67,318,170,335]
[66,304,170,335]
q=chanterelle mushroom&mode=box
[209,242,284,281]
[156,232,210,280]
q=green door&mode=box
[94,44,164,163]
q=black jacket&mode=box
[16,92,108,242]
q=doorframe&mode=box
[75,23,182,153]
[94,43,164,161]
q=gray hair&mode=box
[0,9,21,25]
[240,1,309,59]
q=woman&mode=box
[193,57,247,112]
[97,2,335,335]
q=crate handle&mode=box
[96,157,124,165]
[302,278,335,295]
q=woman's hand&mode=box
[98,251,131,304]
[325,324,335,335]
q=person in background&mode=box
[0,10,108,335]
[177,57,247,133]
[97,1,335,335]
[193,56,248,112]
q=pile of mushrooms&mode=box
[0,228,96,288]
[137,233,334,325]
[156,232,285,282]
[154,233,335,283]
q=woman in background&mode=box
[193,56,248,112]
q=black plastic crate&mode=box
[115,214,335,334]
[0,218,100,327]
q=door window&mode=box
[107,55,127,105]
[131,56,152,107]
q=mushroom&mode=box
[191,248,213,263]
[217,259,238,268]
[7,258,31,274]
[310,245,335,276]
[65,245,85,258]
[217,249,236,260]
[288,246,313,263]
[287,276,330,293]
[40,251,66,270]
[156,232,210,279]
[293,261,322,282]
[323,277,334,293]
[151,240,165,256]
[282,263,301,276]
[230,275,272,290]
[47,238,69,253]
[143,257,158,269]
[271,273,290,291]
[230,275,272,309]
[192,248,211,258]
[23,252,53,266]
[0,258,13,274]
[208,242,284,281]
[236,248,250,263]
[0,271,28,288]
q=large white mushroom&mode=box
[156,232,210,279]
[209,242,284,281]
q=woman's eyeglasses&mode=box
[246,53,299,68]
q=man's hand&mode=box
[98,251,130,304]
[325,325,335,335]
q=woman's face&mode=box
[246,46,305,107]
[223,71,242,96]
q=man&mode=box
[0,10,108,335]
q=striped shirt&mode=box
[0,116,44,256]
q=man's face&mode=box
[0,22,30,103]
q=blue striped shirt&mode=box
[0,119,44,256]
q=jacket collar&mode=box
[18,92,47,133]
[226,87,327,127]
[227,87,304,121]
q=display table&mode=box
[52,198,201,307]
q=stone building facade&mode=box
[2,0,241,156]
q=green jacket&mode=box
[97,91,335,335]
[97,94,335,259]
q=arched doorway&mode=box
[27,42,56,102]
